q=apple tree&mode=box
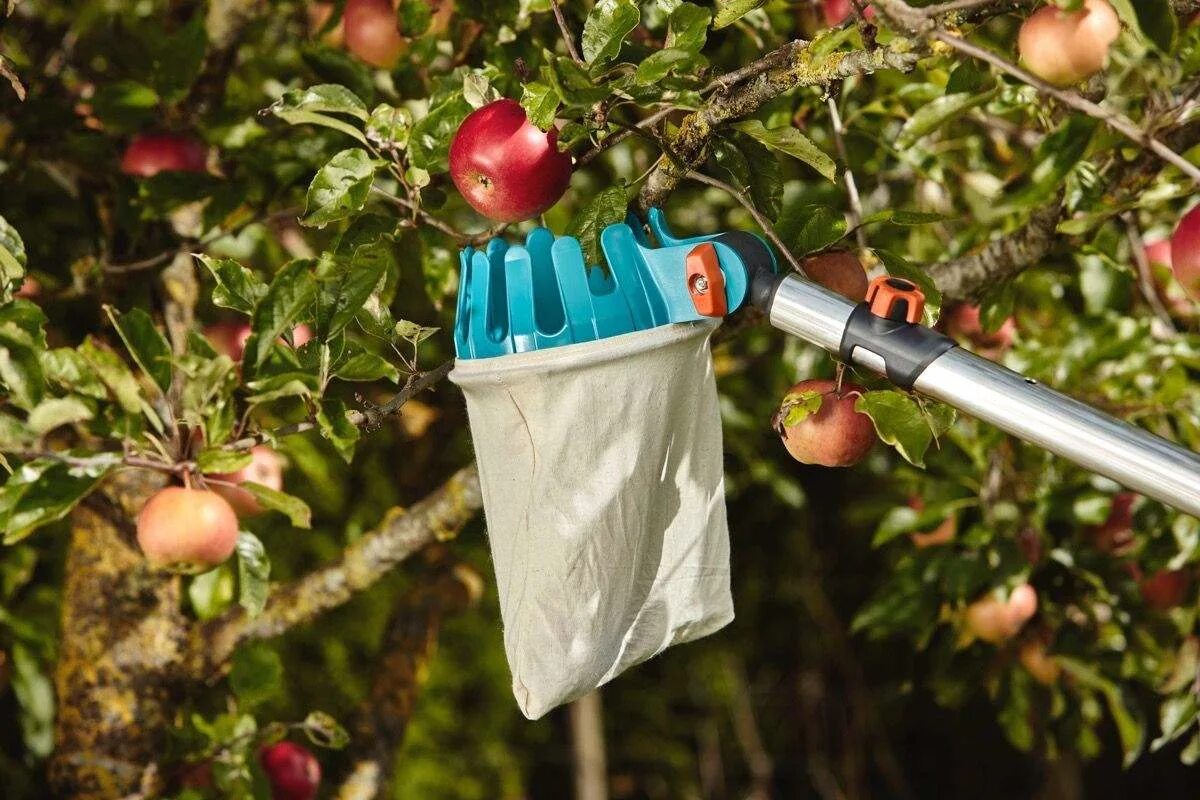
[0,0,1199,798]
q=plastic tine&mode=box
[454,247,473,356]
[470,238,510,358]
[549,235,598,346]
[602,223,670,327]
[586,255,636,339]
[504,244,538,353]
[646,207,719,248]
[524,228,573,350]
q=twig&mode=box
[931,31,1200,185]
[569,691,608,800]
[1123,216,1179,337]
[371,187,503,246]
[195,463,482,676]
[576,106,678,167]
[687,171,809,278]
[550,0,584,66]
[827,91,866,250]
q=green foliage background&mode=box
[0,0,1199,797]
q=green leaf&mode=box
[582,0,640,65]
[26,397,93,436]
[0,214,26,302]
[1109,0,1176,52]
[333,351,399,382]
[712,0,766,29]
[564,185,628,267]
[409,93,472,172]
[197,255,268,315]
[520,81,561,131]
[666,2,711,53]
[196,448,253,475]
[778,388,823,426]
[188,565,235,621]
[731,120,836,181]
[0,456,116,543]
[146,12,207,102]
[105,307,173,393]
[398,0,434,35]
[635,49,695,84]
[855,390,953,468]
[302,710,350,750]
[315,252,388,340]
[366,103,413,150]
[240,483,311,528]
[1151,694,1198,751]
[0,329,43,411]
[302,148,380,228]
[1058,657,1146,767]
[244,261,318,370]
[1002,116,1098,211]
[859,209,950,227]
[79,337,142,414]
[11,643,53,757]
[229,643,283,708]
[316,398,360,463]
[273,84,368,119]
[896,90,996,150]
[41,349,107,400]
[235,531,271,616]
[781,204,847,258]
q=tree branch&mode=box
[335,556,483,800]
[194,463,482,676]
[636,41,925,211]
[925,199,1062,301]
[550,0,584,66]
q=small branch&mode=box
[1123,216,1179,337]
[336,556,483,800]
[827,91,867,250]
[569,691,608,800]
[371,187,503,246]
[931,31,1200,185]
[575,106,678,167]
[687,171,808,278]
[550,0,584,66]
[637,42,924,210]
[195,463,482,676]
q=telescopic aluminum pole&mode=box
[760,272,1200,517]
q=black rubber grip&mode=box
[713,232,781,313]
[838,303,957,390]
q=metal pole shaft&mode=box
[765,275,1200,517]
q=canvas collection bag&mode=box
[451,319,733,719]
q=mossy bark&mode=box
[49,469,185,799]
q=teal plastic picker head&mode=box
[453,207,777,359]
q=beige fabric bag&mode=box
[450,320,732,719]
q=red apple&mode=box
[1170,205,1200,300]
[1144,238,1172,268]
[775,378,877,467]
[1085,491,1136,555]
[965,583,1038,644]
[1017,0,1121,87]
[260,742,321,800]
[136,487,239,573]
[449,98,573,223]
[120,133,207,177]
[344,0,406,68]
[308,2,346,47]
[802,251,870,302]
[940,303,1016,355]
[212,446,285,515]
[1140,568,1192,611]
[906,496,956,548]
[822,0,874,26]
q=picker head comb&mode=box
[453,208,775,359]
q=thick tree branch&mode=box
[195,463,482,676]
[336,556,483,800]
[636,42,925,211]
[926,199,1061,301]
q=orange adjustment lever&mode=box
[686,243,728,317]
[865,275,925,323]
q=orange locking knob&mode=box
[686,243,728,317]
[865,275,925,323]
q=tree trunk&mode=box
[49,469,187,799]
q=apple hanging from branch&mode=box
[1017,0,1121,87]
